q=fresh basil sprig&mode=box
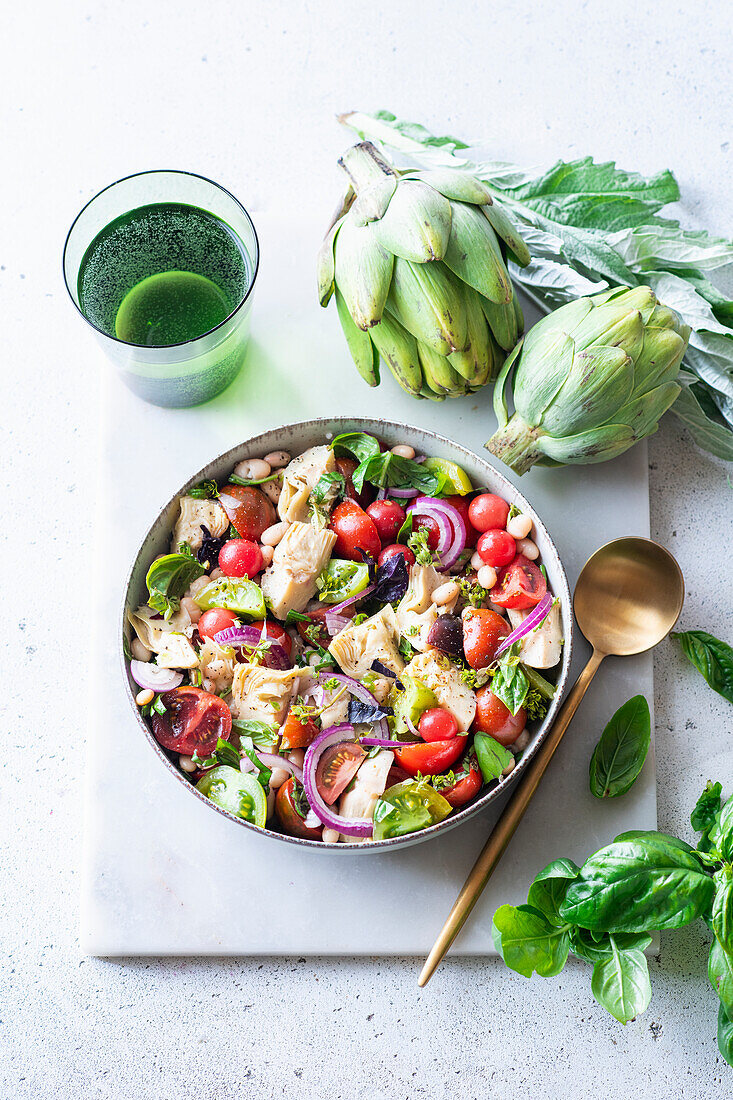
[146,552,205,620]
[588,695,651,798]
[673,630,733,704]
[492,783,733,1064]
[331,431,447,496]
[490,642,529,716]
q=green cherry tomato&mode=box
[316,558,371,605]
[196,766,267,827]
[372,779,452,840]
[421,456,472,495]
[193,577,266,618]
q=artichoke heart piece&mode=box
[396,564,450,651]
[173,496,228,552]
[231,664,300,729]
[329,604,405,680]
[371,180,453,263]
[278,446,337,523]
[260,521,337,619]
[404,649,476,732]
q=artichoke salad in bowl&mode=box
[122,419,572,851]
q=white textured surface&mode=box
[2,1,732,1096]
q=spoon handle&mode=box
[418,648,605,987]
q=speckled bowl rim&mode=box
[121,417,574,853]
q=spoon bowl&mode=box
[574,537,685,656]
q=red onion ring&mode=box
[389,487,420,499]
[302,724,373,836]
[255,752,303,782]
[130,660,183,692]
[407,496,467,569]
[213,625,290,670]
[494,594,554,659]
[325,612,352,636]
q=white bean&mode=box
[390,443,415,459]
[322,828,341,844]
[261,479,282,505]
[131,638,152,662]
[507,513,533,540]
[288,748,305,768]
[179,755,197,773]
[264,450,291,469]
[477,565,498,590]
[431,581,460,607]
[188,574,210,597]
[502,758,516,777]
[181,596,202,623]
[234,457,271,481]
[470,550,484,572]
[261,521,289,547]
[136,688,154,706]
[517,538,539,561]
[269,767,290,790]
[209,567,225,581]
[260,544,274,567]
[266,788,276,820]
[510,729,530,752]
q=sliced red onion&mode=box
[407,497,467,569]
[376,486,388,501]
[494,594,554,659]
[303,724,373,836]
[389,487,420,499]
[405,714,420,738]
[256,752,303,782]
[312,583,375,617]
[360,737,413,748]
[325,612,352,636]
[213,625,290,669]
[316,671,381,709]
[130,660,183,692]
[374,716,390,740]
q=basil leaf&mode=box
[672,630,733,704]
[709,796,733,863]
[492,904,571,978]
[146,552,205,620]
[473,732,513,784]
[238,735,272,790]
[396,512,413,544]
[717,1002,733,1066]
[691,780,723,835]
[711,873,733,954]
[711,937,733,1020]
[527,859,580,926]
[590,936,652,1024]
[571,928,652,963]
[560,832,715,933]
[231,719,277,750]
[588,695,651,798]
[330,431,381,464]
[490,646,529,716]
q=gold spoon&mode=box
[418,536,684,987]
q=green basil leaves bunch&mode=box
[493,782,733,1064]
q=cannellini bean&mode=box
[288,748,305,768]
[266,788,276,820]
[261,521,289,547]
[517,538,539,561]
[507,513,533,540]
[136,688,154,706]
[234,457,271,481]
[322,828,341,844]
[261,479,282,505]
[264,450,291,469]
[510,730,531,752]
[269,767,290,790]
[131,638,152,662]
[188,574,210,597]
[181,596,202,623]
[260,544,274,567]
[209,567,225,581]
[477,565,498,590]
[502,758,516,777]
[179,755,197,773]
[470,550,484,572]
[390,443,415,459]
[431,581,460,607]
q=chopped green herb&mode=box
[524,689,548,722]
[407,525,436,566]
[458,577,487,608]
[228,471,283,487]
[187,479,219,499]
[352,613,368,626]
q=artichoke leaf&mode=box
[539,423,637,465]
[481,201,531,267]
[334,215,393,329]
[591,285,657,324]
[514,331,576,426]
[614,382,681,438]
[448,287,493,384]
[542,345,634,436]
[480,294,519,351]
[443,201,512,305]
[389,258,468,355]
[371,180,452,263]
[631,327,687,395]
[522,298,593,355]
[370,309,424,395]
[403,168,493,206]
[571,303,645,361]
[349,175,398,226]
[513,292,524,336]
[492,340,523,430]
[317,215,345,306]
[335,287,380,386]
[417,341,468,395]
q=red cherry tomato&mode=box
[315,742,366,805]
[462,608,510,669]
[275,777,323,840]
[412,514,440,551]
[334,456,375,510]
[366,499,406,544]
[468,493,510,532]
[418,707,459,742]
[378,544,416,569]
[151,686,232,756]
[474,688,526,746]
[491,554,547,610]
[295,606,351,648]
[219,484,275,541]
[394,735,468,777]
[249,620,292,660]
[477,529,516,568]
[386,763,412,788]
[279,711,319,750]
[329,499,382,562]
[218,538,263,578]
[439,755,483,808]
[197,607,239,641]
[444,494,479,547]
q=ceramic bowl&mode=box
[122,417,574,852]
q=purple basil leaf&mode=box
[348,698,394,724]
[371,552,409,604]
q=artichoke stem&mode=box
[338,141,397,194]
[486,415,544,475]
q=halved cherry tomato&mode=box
[219,484,275,541]
[315,742,366,805]
[378,544,416,569]
[477,529,516,568]
[366,499,406,543]
[386,763,412,788]
[438,754,483,808]
[151,686,232,755]
[296,605,352,648]
[249,620,292,660]
[218,538,263,578]
[444,495,479,547]
[280,711,319,750]
[418,707,459,742]
[468,493,510,532]
[491,554,547,610]
[394,735,468,777]
[198,607,239,641]
[462,608,510,669]
[329,499,381,562]
[474,687,526,746]
[334,456,375,510]
[275,777,323,840]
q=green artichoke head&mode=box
[487,286,690,473]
